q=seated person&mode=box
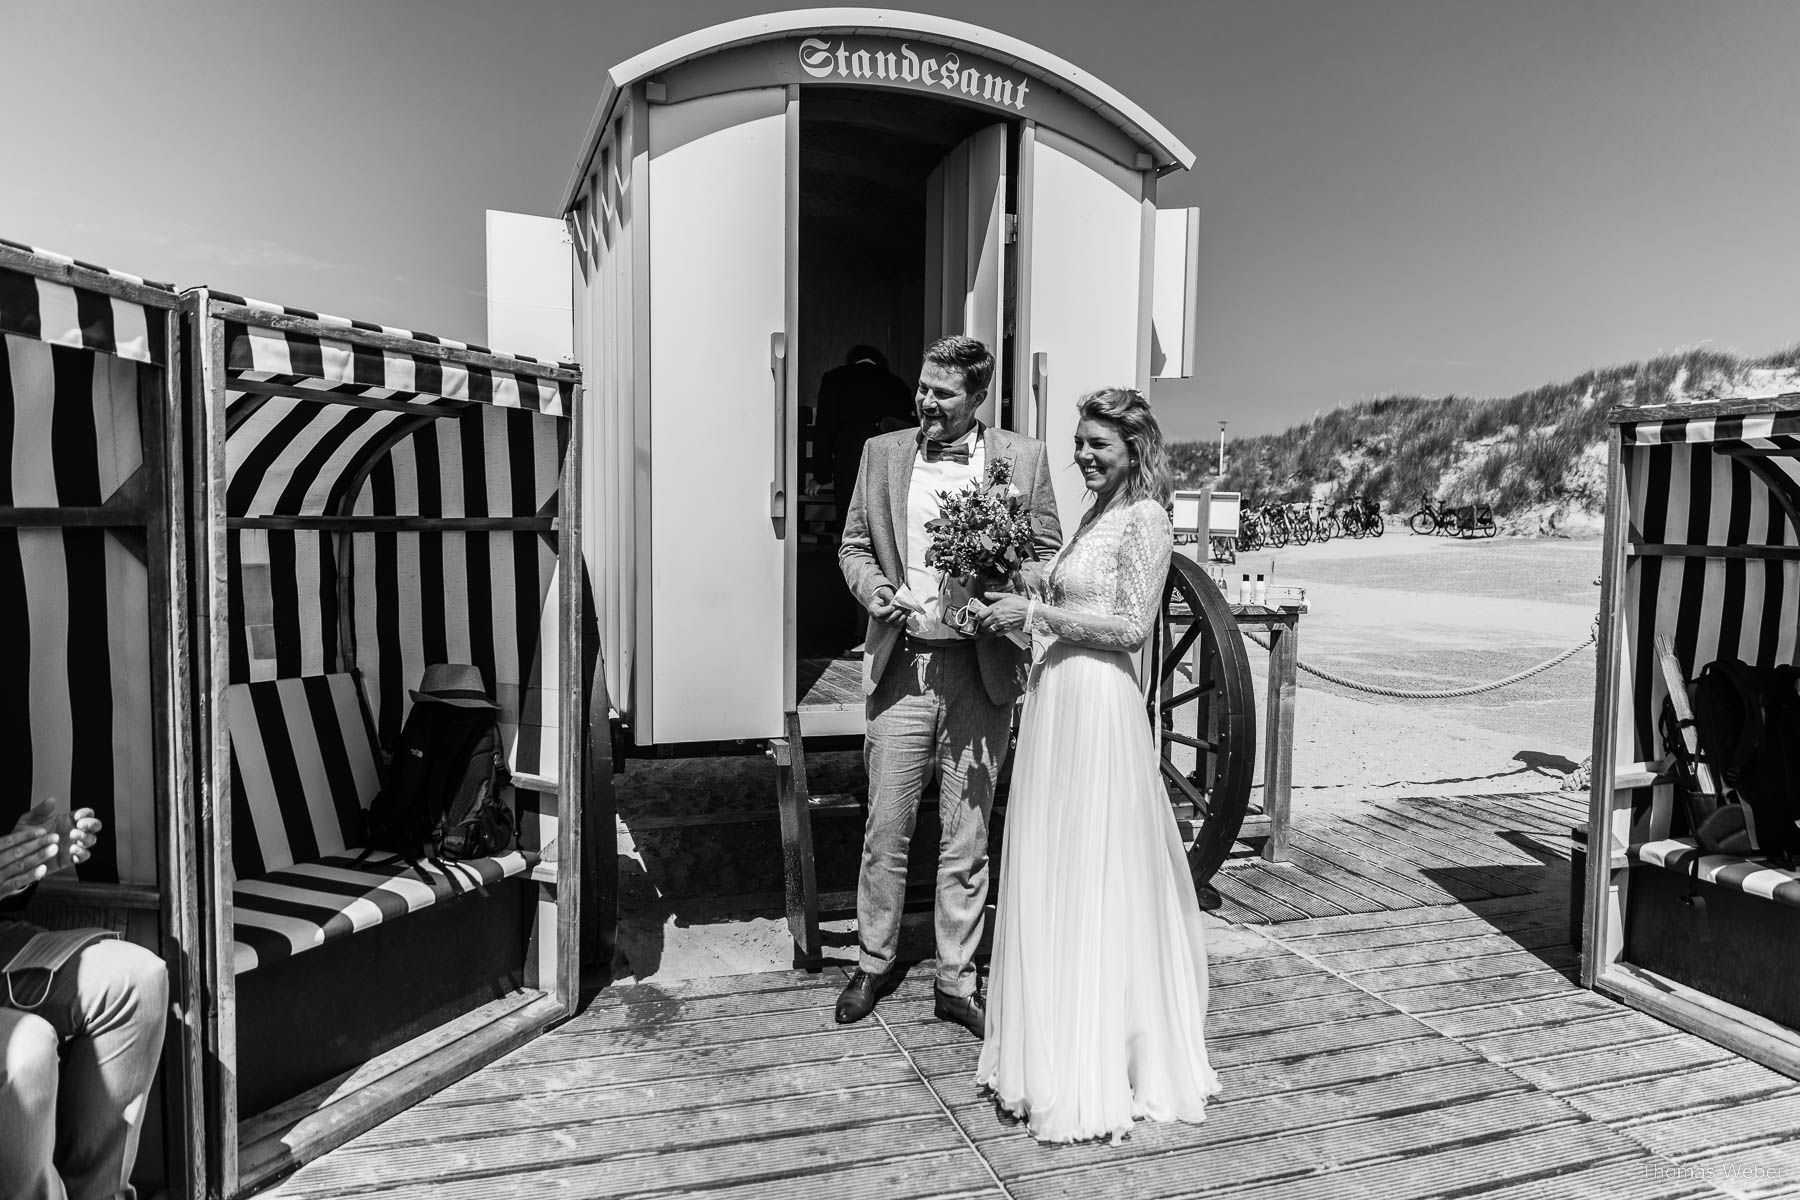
[1,807,168,1200]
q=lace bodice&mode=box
[1025,497,1172,652]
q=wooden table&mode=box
[1228,602,1302,862]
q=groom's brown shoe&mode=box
[934,988,987,1039]
[835,970,888,1024]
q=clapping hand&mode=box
[0,827,58,901]
[68,809,101,866]
[0,807,102,900]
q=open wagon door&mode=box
[924,123,1007,426]
[1018,125,1153,529]
[644,87,796,744]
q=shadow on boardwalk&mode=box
[263,790,1800,1200]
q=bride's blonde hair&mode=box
[1077,388,1172,505]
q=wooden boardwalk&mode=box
[263,790,1800,1200]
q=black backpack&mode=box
[362,701,515,862]
[1668,659,1800,857]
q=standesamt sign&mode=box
[794,36,1031,112]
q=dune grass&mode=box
[1174,343,1800,515]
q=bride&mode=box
[972,386,1219,1143]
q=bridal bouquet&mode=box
[924,458,1034,641]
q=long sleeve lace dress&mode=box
[975,496,1220,1143]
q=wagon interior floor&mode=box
[798,653,862,709]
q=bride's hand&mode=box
[977,592,1031,634]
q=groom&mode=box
[836,335,1061,1037]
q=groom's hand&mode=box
[869,586,910,628]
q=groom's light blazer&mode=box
[838,425,1063,706]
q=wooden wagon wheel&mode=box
[1150,555,1257,908]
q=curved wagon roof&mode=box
[559,7,1196,213]
[202,291,578,520]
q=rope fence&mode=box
[1240,622,1597,700]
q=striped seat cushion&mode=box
[226,672,535,974]
[231,849,535,975]
[227,674,382,879]
[1629,838,1800,908]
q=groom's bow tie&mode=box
[922,440,972,464]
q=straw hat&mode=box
[409,663,498,709]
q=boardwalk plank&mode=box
[1305,816,1523,899]
[1187,1125,1651,1200]
[1271,887,1563,941]
[996,1089,1582,1198]
[1208,952,1318,988]
[562,982,835,1029]
[1310,926,1570,968]
[1355,805,1556,879]
[633,1155,1005,1200]
[267,1115,967,1200]
[1263,841,1425,911]
[1627,1093,1800,1161]
[1341,947,1578,991]
[1280,831,1471,908]
[1456,1156,1723,1200]
[1466,1011,1688,1065]
[1215,862,1355,919]
[449,1027,896,1095]
[1375,968,1578,1016]
[1224,858,1390,916]
[268,1085,935,1194]
[1564,1061,1800,1125]
[1503,1036,1735,1094]
[351,1056,922,1143]
[970,1059,1536,1168]
[1420,990,1624,1039]
[583,970,826,1010]
[510,1005,843,1059]
[1209,989,1392,1039]
[1664,1144,1800,1199]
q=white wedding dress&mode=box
[975,496,1220,1143]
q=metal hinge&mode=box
[1005,213,1018,244]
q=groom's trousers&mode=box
[857,639,1014,997]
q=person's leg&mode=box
[932,646,1016,997]
[0,1006,66,1200]
[36,939,167,1200]
[857,647,939,977]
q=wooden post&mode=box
[772,710,821,968]
[1261,613,1298,862]
[190,292,240,1195]
[1583,430,1628,985]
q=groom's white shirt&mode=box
[904,424,985,639]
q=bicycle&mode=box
[1264,503,1291,548]
[1360,496,1384,537]
[1238,507,1263,551]
[1285,502,1313,546]
[1408,492,1460,536]
[1312,502,1336,543]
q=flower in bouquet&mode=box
[923,458,1034,584]
[924,459,1035,641]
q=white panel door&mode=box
[648,88,790,743]
[1151,206,1200,380]
[924,124,1007,424]
[485,209,574,364]
[1024,128,1147,530]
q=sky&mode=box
[4,0,1798,440]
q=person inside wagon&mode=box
[0,803,168,1200]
